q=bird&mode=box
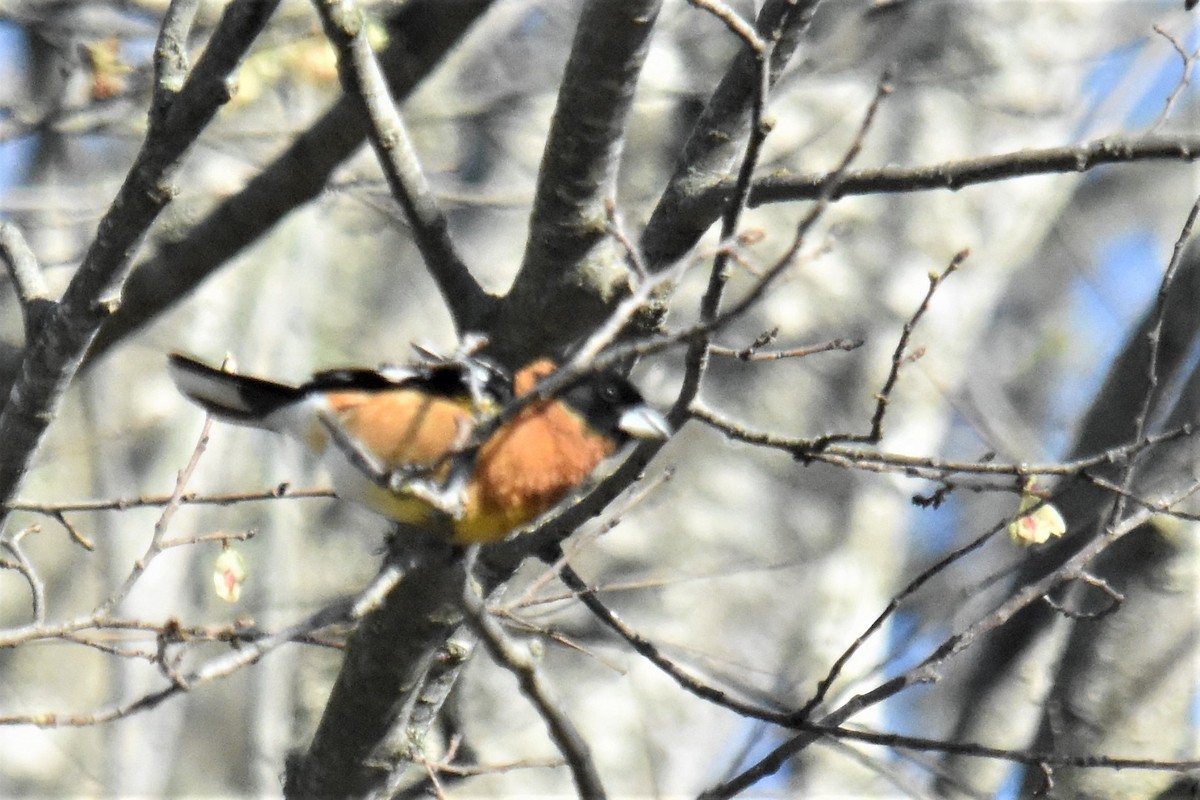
[167,351,671,543]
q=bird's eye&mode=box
[600,383,621,402]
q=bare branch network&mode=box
[0,1,1198,797]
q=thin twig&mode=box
[501,467,675,613]
[1136,195,1200,429]
[690,406,1192,484]
[7,484,335,516]
[1149,25,1198,133]
[703,478,1200,796]
[831,249,968,446]
[795,513,1012,717]
[1081,470,1200,521]
[804,723,1200,774]
[675,4,782,429]
[1109,194,1200,533]
[729,75,893,321]
[1042,571,1125,620]
[710,337,863,362]
[558,562,784,724]
[0,526,45,624]
[50,510,93,550]
[872,251,966,439]
[95,417,212,618]
[687,0,766,52]
[159,529,257,549]
[566,258,690,369]
[605,198,649,280]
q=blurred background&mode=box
[0,0,1196,796]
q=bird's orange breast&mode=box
[453,400,618,543]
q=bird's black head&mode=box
[560,372,672,443]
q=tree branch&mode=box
[84,0,495,363]
[0,0,279,519]
[493,0,663,365]
[314,0,495,333]
[699,487,1195,798]
[284,546,474,798]
[640,0,818,269]
[742,135,1200,207]
[0,219,53,341]
[0,562,407,728]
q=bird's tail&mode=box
[168,353,301,425]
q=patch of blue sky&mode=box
[906,476,965,556]
[0,20,33,193]
[996,762,1026,800]
[1048,229,1162,455]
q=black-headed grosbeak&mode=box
[167,352,670,543]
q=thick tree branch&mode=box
[493,0,663,365]
[284,544,473,798]
[640,0,818,269]
[149,0,199,117]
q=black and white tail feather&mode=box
[167,354,305,426]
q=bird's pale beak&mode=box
[618,406,673,440]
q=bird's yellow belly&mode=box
[346,472,529,545]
